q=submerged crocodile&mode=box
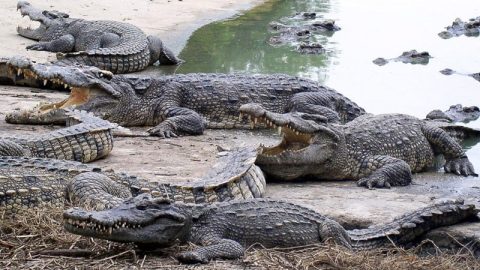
[438,17,480,39]
[440,68,480,84]
[1,56,365,137]
[239,104,478,188]
[268,19,340,54]
[426,104,480,123]
[373,50,432,66]
[16,1,181,73]
[63,194,479,263]
[0,110,116,163]
[0,147,265,215]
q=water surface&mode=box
[156,0,480,168]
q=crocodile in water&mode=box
[0,56,366,137]
[373,50,432,66]
[63,194,479,264]
[15,1,181,73]
[438,17,480,39]
[239,104,478,188]
[426,104,480,124]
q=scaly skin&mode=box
[0,56,366,138]
[239,104,478,188]
[63,195,479,264]
[16,1,181,73]
[0,147,265,215]
[0,110,115,163]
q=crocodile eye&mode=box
[136,203,148,210]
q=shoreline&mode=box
[0,0,265,60]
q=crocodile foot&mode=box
[26,43,48,51]
[444,157,478,176]
[357,175,394,189]
[177,251,208,264]
[147,121,178,138]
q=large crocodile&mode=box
[15,1,181,73]
[0,56,366,137]
[239,104,478,188]
[0,147,265,215]
[0,110,116,163]
[63,194,479,264]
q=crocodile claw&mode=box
[26,43,47,51]
[177,251,208,264]
[147,121,178,138]
[444,157,477,177]
[357,175,392,189]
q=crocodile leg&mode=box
[356,155,413,189]
[288,92,341,122]
[147,83,205,137]
[422,124,477,176]
[177,237,245,264]
[26,34,75,53]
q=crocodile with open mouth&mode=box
[15,1,181,73]
[63,194,479,264]
[239,104,478,188]
[1,56,366,137]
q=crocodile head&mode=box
[239,103,343,180]
[16,1,72,40]
[63,194,193,246]
[2,56,162,126]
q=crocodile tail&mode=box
[347,199,479,250]
[147,35,182,65]
[0,139,30,156]
[55,47,151,74]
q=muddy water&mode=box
[158,0,480,169]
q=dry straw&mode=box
[1,207,479,270]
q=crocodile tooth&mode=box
[238,112,243,121]
[277,126,282,135]
[17,69,22,76]
[250,121,255,129]
[64,84,69,89]
[43,79,48,86]
[108,227,112,235]
[401,222,416,229]
[254,117,258,124]
[295,131,300,135]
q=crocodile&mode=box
[239,104,478,188]
[373,50,432,66]
[438,17,480,39]
[63,194,479,264]
[0,56,366,137]
[0,110,116,163]
[0,147,265,215]
[426,104,480,123]
[268,19,340,54]
[15,1,181,73]
[440,68,480,84]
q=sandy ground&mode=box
[0,0,479,268]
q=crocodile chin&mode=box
[38,87,107,113]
